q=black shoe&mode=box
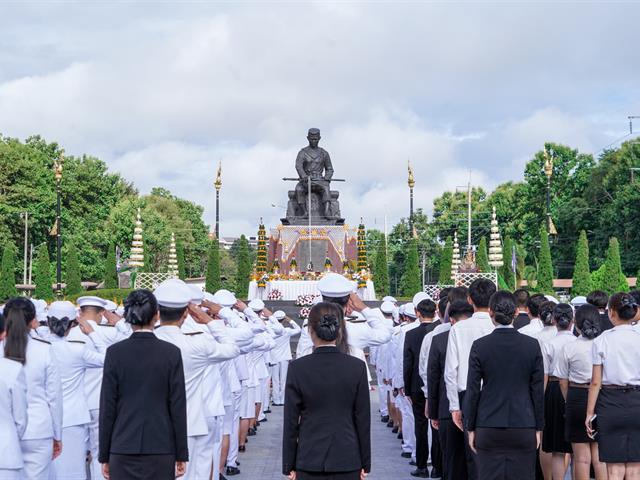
[410,460,417,466]
[392,426,399,434]
[387,420,394,428]
[264,409,271,414]
[430,470,442,478]
[238,445,246,452]
[397,432,403,440]
[260,417,268,422]
[248,429,256,436]
[225,466,241,476]
[381,415,389,423]
[273,403,284,406]
[410,468,429,478]
[401,452,412,458]
[220,475,228,480]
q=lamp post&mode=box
[543,145,557,236]
[214,161,222,240]
[408,161,415,237]
[53,151,64,298]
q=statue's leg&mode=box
[320,184,332,217]
[295,183,307,216]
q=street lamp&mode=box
[543,145,557,236]
[53,151,64,298]
[407,160,415,237]
[214,161,222,240]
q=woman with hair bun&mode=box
[464,291,544,480]
[557,304,606,480]
[540,303,575,480]
[586,292,640,480]
[531,301,559,343]
[283,302,371,480]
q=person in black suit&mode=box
[99,289,188,480]
[586,290,613,331]
[403,299,440,478]
[513,289,531,329]
[283,302,370,480]
[463,291,544,480]
[428,300,474,480]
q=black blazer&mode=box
[427,330,451,420]
[403,321,439,397]
[599,312,613,332]
[99,332,188,463]
[463,328,544,431]
[282,346,371,475]
[513,312,531,330]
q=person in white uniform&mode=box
[2,297,62,480]
[153,280,240,480]
[371,301,395,423]
[0,308,28,480]
[270,310,301,406]
[31,298,49,339]
[519,294,550,337]
[46,301,107,480]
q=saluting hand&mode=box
[188,304,216,324]
[346,293,367,314]
[77,316,94,336]
[234,300,248,312]
[202,300,223,317]
[103,310,121,326]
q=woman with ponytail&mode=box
[2,297,62,480]
[283,302,371,480]
[464,291,544,480]
[557,304,606,480]
[586,292,640,480]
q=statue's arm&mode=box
[295,151,307,180]
[324,150,334,181]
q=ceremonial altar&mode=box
[248,279,376,301]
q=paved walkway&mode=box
[233,389,415,479]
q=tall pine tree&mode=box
[438,237,453,285]
[572,230,591,295]
[205,238,221,294]
[400,238,422,296]
[500,237,516,290]
[235,235,252,298]
[537,225,554,295]
[602,237,629,294]
[0,243,18,301]
[33,244,54,301]
[65,243,82,296]
[176,240,186,280]
[476,237,490,272]
[374,236,390,297]
[103,243,118,289]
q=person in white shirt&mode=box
[269,310,301,406]
[444,278,496,480]
[557,304,606,480]
[531,301,559,344]
[587,292,640,480]
[518,294,548,337]
[2,297,62,480]
[0,308,28,480]
[371,301,395,424]
[46,301,106,480]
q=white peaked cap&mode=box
[248,299,265,311]
[188,285,205,304]
[77,296,107,308]
[402,303,417,318]
[213,289,237,308]
[31,299,48,322]
[381,301,395,315]
[317,273,354,298]
[154,281,192,309]
[103,300,118,312]
[412,292,432,308]
[570,296,587,307]
[273,310,286,320]
[545,295,559,304]
[203,292,216,303]
[382,296,398,304]
[48,301,77,320]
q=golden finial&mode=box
[407,160,415,189]
[214,161,222,191]
[543,145,554,179]
[53,150,64,181]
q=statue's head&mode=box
[307,128,321,148]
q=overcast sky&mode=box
[1,1,638,236]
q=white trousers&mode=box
[258,377,269,420]
[270,361,289,405]
[20,438,53,480]
[226,392,242,467]
[398,395,415,454]
[206,416,223,480]
[88,409,101,479]
[51,425,87,480]
[184,435,207,480]
[0,470,21,480]
[377,382,389,417]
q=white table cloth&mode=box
[248,280,376,301]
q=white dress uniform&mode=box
[269,311,301,405]
[296,319,313,358]
[370,307,395,418]
[541,329,576,377]
[531,324,558,344]
[0,357,28,480]
[47,301,107,480]
[153,280,240,480]
[518,316,543,336]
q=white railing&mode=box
[134,272,176,290]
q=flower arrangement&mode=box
[299,306,312,319]
[271,260,280,274]
[324,257,332,272]
[295,293,319,307]
[267,289,283,301]
[257,273,269,289]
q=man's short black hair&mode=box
[416,299,437,319]
[514,289,530,308]
[448,287,469,305]
[322,295,350,308]
[527,294,547,318]
[159,305,188,322]
[80,305,104,314]
[468,279,497,309]
[449,301,474,321]
[438,297,448,318]
[439,287,452,302]
[587,290,609,310]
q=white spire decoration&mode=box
[488,206,504,269]
[129,208,144,268]
[451,231,461,279]
[168,232,179,277]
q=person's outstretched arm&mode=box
[355,362,372,474]
[282,362,302,476]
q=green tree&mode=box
[176,240,186,280]
[235,235,252,298]
[33,244,54,300]
[374,236,390,297]
[0,243,18,301]
[400,239,422,296]
[65,242,82,295]
[500,237,516,290]
[103,243,118,289]
[438,237,453,284]
[571,230,591,295]
[205,238,221,294]
[537,225,554,295]
[476,237,490,272]
[601,237,629,294]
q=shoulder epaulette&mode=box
[97,324,115,327]
[184,331,204,336]
[68,340,86,344]
[32,337,51,345]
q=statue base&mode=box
[280,216,345,226]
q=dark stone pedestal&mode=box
[297,239,328,271]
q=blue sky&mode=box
[1,1,638,235]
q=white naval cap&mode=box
[412,292,432,308]
[380,301,395,315]
[153,280,192,309]
[213,289,237,308]
[47,301,77,320]
[545,295,559,304]
[77,296,107,309]
[402,303,417,318]
[203,292,216,303]
[273,310,286,320]
[382,296,398,304]
[570,296,588,307]
[103,300,118,312]
[188,285,205,305]
[248,299,265,312]
[31,298,48,322]
[318,273,354,298]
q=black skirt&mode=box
[596,387,640,463]
[542,381,572,454]
[109,454,175,480]
[297,470,361,480]
[475,427,537,480]
[565,386,592,444]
